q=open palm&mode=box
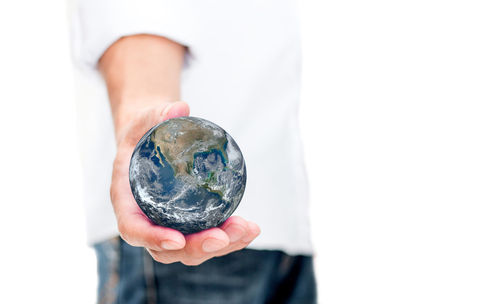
[110,101,260,266]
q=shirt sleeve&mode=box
[70,0,192,70]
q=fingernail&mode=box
[202,239,227,253]
[226,224,245,242]
[161,240,183,250]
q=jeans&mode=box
[94,237,317,304]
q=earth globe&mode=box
[129,116,247,234]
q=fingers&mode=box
[214,218,261,257]
[145,217,261,266]
[185,227,230,254]
[184,215,260,256]
[148,227,230,266]
[117,210,186,251]
[220,216,261,243]
[219,216,249,242]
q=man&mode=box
[70,0,316,303]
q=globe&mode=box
[129,116,247,234]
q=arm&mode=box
[99,34,260,266]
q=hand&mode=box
[110,101,261,266]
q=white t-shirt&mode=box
[70,0,312,255]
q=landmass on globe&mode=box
[129,116,246,234]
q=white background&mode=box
[0,0,499,303]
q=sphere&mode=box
[129,116,247,234]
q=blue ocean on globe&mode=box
[129,116,247,234]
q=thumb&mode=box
[160,101,190,121]
[115,101,190,148]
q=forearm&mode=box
[98,34,185,142]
